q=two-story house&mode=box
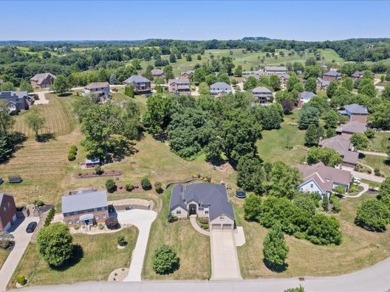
[322,71,342,81]
[0,91,31,114]
[264,66,288,75]
[0,193,17,232]
[252,86,273,103]
[123,75,152,94]
[168,78,191,95]
[30,73,56,89]
[210,82,232,96]
[83,82,110,101]
[151,68,164,78]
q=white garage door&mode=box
[222,224,232,230]
[211,224,221,230]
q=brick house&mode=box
[322,71,342,82]
[123,75,151,94]
[62,189,109,226]
[0,193,17,232]
[151,68,164,78]
[30,73,56,89]
[181,70,194,79]
[343,104,369,123]
[168,78,191,94]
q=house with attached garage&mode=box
[342,104,369,123]
[123,75,151,94]
[169,183,235,230]
[264,66,288,75]
[30,72,56,89]
[83,82,110,101]
[316,77,330,91]
[168,78,191,95]
[319,135,359,167]
[0,193,17,232]
[0,91,31,114]
[322,70,342,81]
[336,121,367,138]
[252,86,273,103]
[62,189,109,226]
[210,82,232,96]
[298,91,316,105]
[298,162,352,198]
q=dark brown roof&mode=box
[337,121,367,134]
[319,135,351,155]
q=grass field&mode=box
[142,189,211,280]
[13,94,76,137]
[362,155,390,177]
[9,227,138,288]
[140,48,344,76]
[368,132,390,153]
[0,248,9,270]
[235,193,390,278]
[256,110,307,166]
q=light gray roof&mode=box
[344,104,368,115]
[168,78,190,85]
[299,91,316,100]
[170,183,234,221]
[151,69,164,75]
[323,71,342,77]
[252,86,272,94]
[30,73,56,85]
[84,82,109,90]
[264,66,287,72]
[210,82,232,92]
[352,71,364,78]
[181,70,194,76]
[337,121,367,134]
[123,75,150,84]
[319,135,351,155]
[317,77,330,87]
[342,151,359,165]
[62,190,107,213]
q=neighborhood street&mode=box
[10,256,390,292]
[0,217,40,292]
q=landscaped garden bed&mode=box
[75,170,123,179]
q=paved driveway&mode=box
[210,230,241,280]
[0,217,40,291]
[116,209,157,282]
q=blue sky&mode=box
[1,1,389,41]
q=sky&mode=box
[1,1,389,41]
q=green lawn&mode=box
[368,133,390,153]
[256,110,307,166]
[9,227,138,288]
[361,155,390,177]
[142,188,211,280]
[0,248,9,269]
[235,193,390,278]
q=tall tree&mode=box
[326,80,338,98]
[237,155,266,194]
[269,75,281,91]
[305,124,324,146]
[243,194,263,221]
[263,224,289,270]
[306,147,342,167]
[53,75,70,95]
[0,100,15,135]
[350,133,369,150]
[24,108,46,139]
[323,110,339,129]
[19,80,33,92]
[298,106,320,129]
[305,77,317,93]
[37,223,73,267]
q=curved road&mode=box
[10,257,390,292]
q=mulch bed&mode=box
[75,170,123,179]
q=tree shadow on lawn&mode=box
[36,133,56,143]
[384,159,390,167]
[263,259,289,273]
[50,244,84,271]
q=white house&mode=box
[169,183,235,230]
[83,82,110,101]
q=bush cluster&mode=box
[44,207,56,227]
[105,179,116,193]
[154,182,163,193]
[152,244,180,274]
[16,275,27,286]
[67,145,78,161]
[141,177,152,190]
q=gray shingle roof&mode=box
[62,190,107,214]
[252,86,272,94]
[319,135,351,155]
[123,75,150,84]
[30,73,56,85]
[210,82,232,92]
[264,66,287,72]
[337,121,367,134]
[299,91,316,100]
[170,183,234,221]
[168,78,190,85]
[323,71,342,77]
[344,104,368,115]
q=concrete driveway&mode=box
[210,230,241,280]
[116,209,157,282]
[0,216,40,291]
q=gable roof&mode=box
[337,121,367,134]
[301,172,333,194]
[299,91,316,100]
[30,73,56,85]
[264,66,287,72]
[279,73,290,79]
[352,71,364,78]
[298,162,352,190]
[342,151,359,165]
[252,86,272,94]
[62,189,107,213]
[84,82,109,90]
[181,70,194,76]
[151,68,164,75]
[124,75,150,84]
[323,71,341,77]
[170,183,234,221]
[0,193,15,207]
[317,77,330,87]
[168,78,190,85]
[344,104,368,115]
[319,135,351,155]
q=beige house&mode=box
[168,78,191,94]
[169,183,235,230]
[30,73,56,89]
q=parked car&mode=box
[26,222,37,233]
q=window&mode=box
[95,216,100,220]
[102,214,107,219]
[97,207,101,211]
[176,211,181,215]
[3,207,6,212]
[67,220,72,225]
[74,219,80,224]
[205,211,209,214]
[220,215,225,219]
[310,184,313,188]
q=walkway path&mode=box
[344,182,369,198]
[359,150,388,158]
[0,217,40,291]
[351,170,385,183]
[116,209,157,282]
[210,230,242,280]
[34,92,49,105]
[189,215,210,236]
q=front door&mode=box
[189,204,197,215]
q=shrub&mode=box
[0,239,11,249]
[16,275,27,286]
[125,183,134,192]
[95,165,104,175]
[73,223,81,230]
[33,200,45,207]
[154,182,163,193]
[98,224,104,230]
[322,197,329,212]
[167,214,178,223]
[141,177,152,190]
[44,207,56,226]
[117,235,127,247]
[67,152,76,161]
[152,244,180,274]
[105,217,120,230]
[70,145,78,152]
[105,179,117,193]
[355,199,390,232]
[374,169,381,176]
[330,196,341,213]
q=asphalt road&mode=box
[9,256,390,292]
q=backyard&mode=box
[9,227,138,288]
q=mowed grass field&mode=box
[142,189,211,280]
[10,227,138,288]
[0,248,9,269]
[257,110,308,166]
[235,193,390,278]
[140,48,344,75]
[362,155,390,177]
[367,132,390,153]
